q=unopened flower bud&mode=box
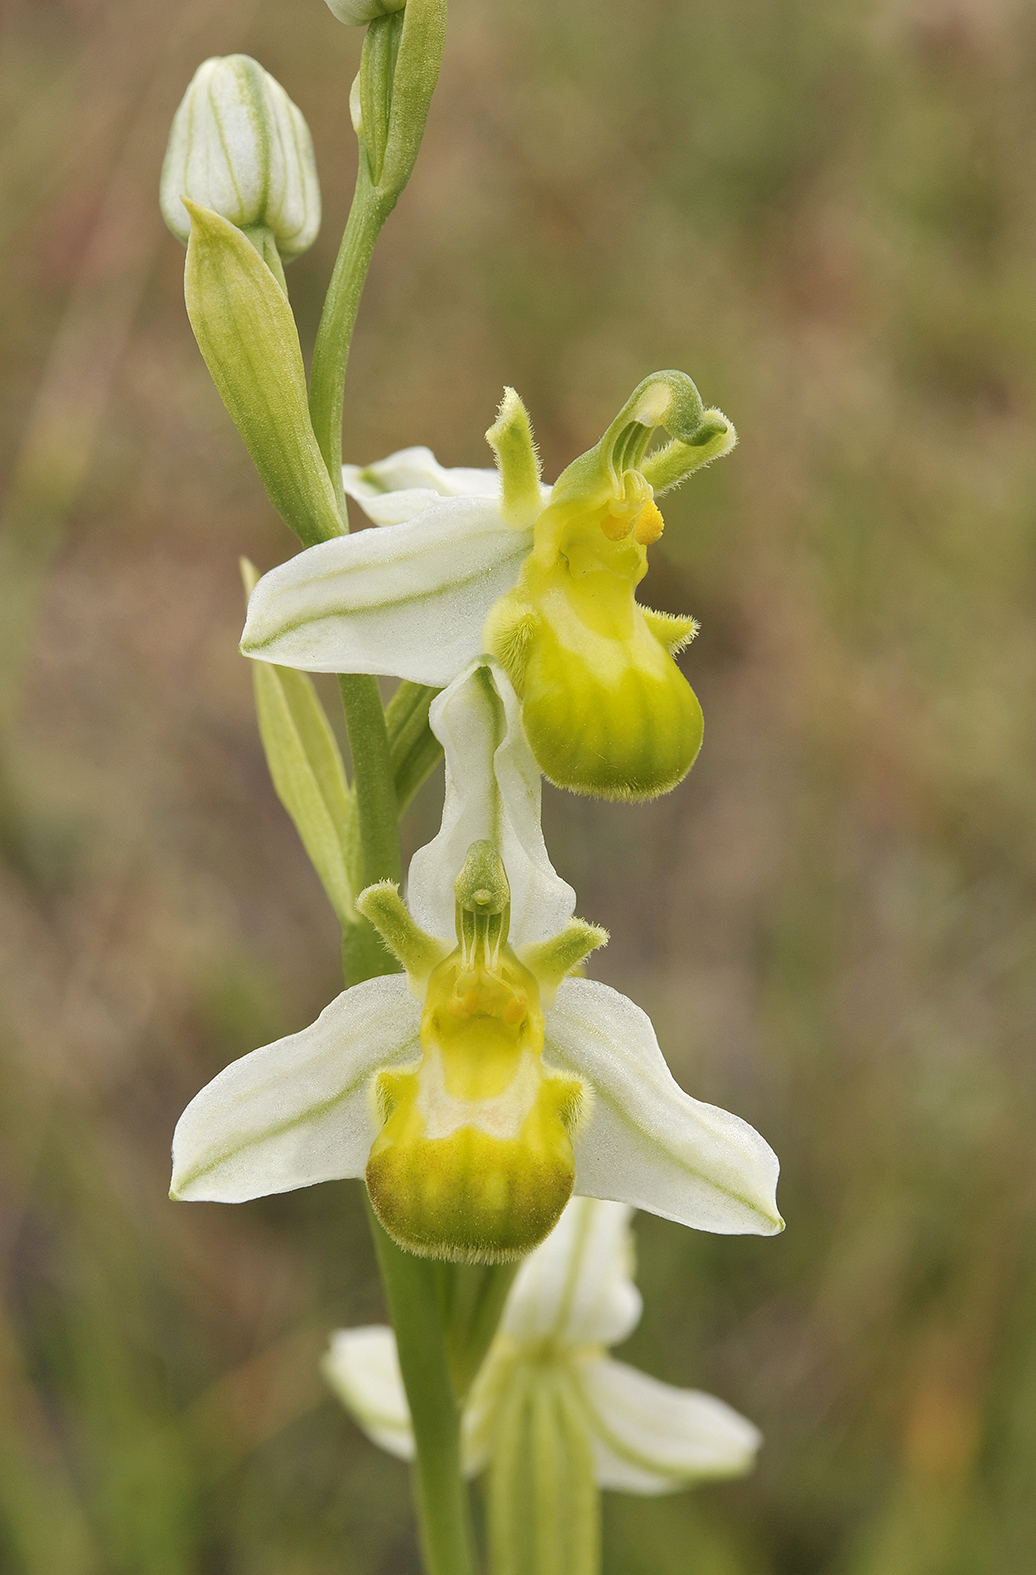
[161,55,320,260]
[324,0,406,24]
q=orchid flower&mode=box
[240,372,736,802]
[325,1198,761,1571]
[171,659,781,1261]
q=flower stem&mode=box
[368,1203,479,1575]
[337,673,400,891]
[434,1260,520,1402]
[308,0,446,516]
[308,166,389,516]
[309,14,488,1570]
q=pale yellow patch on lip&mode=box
[415,1044,541,1141]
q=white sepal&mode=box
[343,445,506,526]
[545,979,783,1238]
[578,1357,762,1493]
[240,499,532,687]
[405,659,576,948]
[501,1197,641,1349]
[322,1327,414,1461]
[170,976,419,1202]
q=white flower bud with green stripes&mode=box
[161,55,320,261]
[324,0,406,24]
[325,1198,763,1574]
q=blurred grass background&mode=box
[1,0,1035,1569]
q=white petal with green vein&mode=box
[322,1327,414,1461]
[343,445,512,525]
[241,500,532,685]
[170,977,419,1202]
[499,1197,641,1348]
[544,978,783,1237]
[579,1357,762,1493]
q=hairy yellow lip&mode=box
[366,949,581,1263]
[485,497,702,802]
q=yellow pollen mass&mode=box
[365,948,580,1262]
[634,499,665,545]
[599,511,636,541]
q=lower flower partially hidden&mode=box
[366,915,583,1262]
[325,1199,764,1543]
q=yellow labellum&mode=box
[486,497,702,801]
[366,949,581,1263]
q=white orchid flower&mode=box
[240,372,737,802]
[171,659,781,1261]
[325,1199,761,1565]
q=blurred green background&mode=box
[2,0,1035,1569]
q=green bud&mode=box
[161,56,320,261]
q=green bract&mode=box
[160,55,320,262]
[240,373,736,801]
[170,661,782,1260]
[183,203,343,548]
[241,559,360,927]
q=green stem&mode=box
[367,1203,479,1575]
[434,1261,520,1402]
[306,13,489,1569]
[309,166,390,513]
[337,673,400,890]
[308,0,447,514]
